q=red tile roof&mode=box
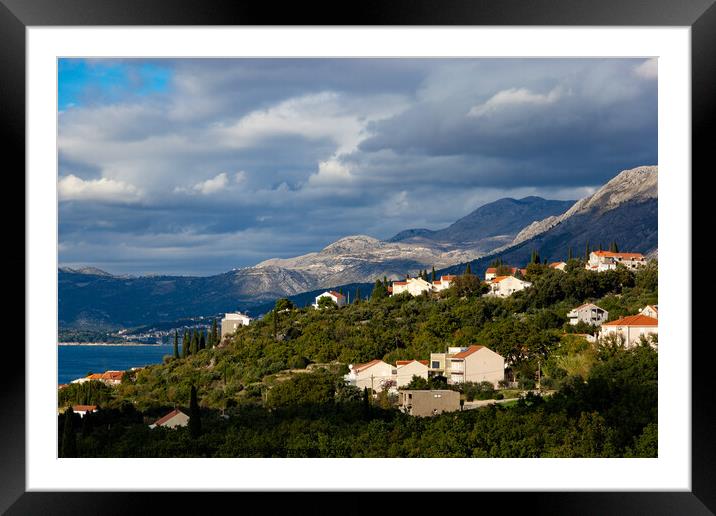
[153,408,187,427]
[328,290,345,298]
[392,281,407,286]
[441,275,457,280]
[486,267,497,273]
[491,275,511,283]
[396,359,429,366]
[452,345,485,359]
[549,262,566,267]
[353,359,384,373]
[72,405,97,412]
[592,251,645,259]
[101,371,124,381]
[602,314,658,327]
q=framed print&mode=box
[3,0,713,512]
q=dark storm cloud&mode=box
[58,58,657,275]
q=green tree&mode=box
[354,287,362,304]
[317,296,338,309]
[173,330,179,359]
[431,266,436,282]
[465,263,472,275]
[371,279,388,301]
[60,407,77,458]
[275,298,295,312]
[182,331,190,358]
[211,319,219,348]
[199,331,206,351]
[189,385,201,438]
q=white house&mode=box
[149,408,190,429]
[344,359,396,394]
[486,275,532,297]
[395,359,429,388]
[72,405,98,418]
[586,251,647,272]
[549,261,567,271]
[313,290,347,308]
[448,345,505,387]
[221,311,252,339]
[391,277,433,296]
[431,275,457,292]
[429,346,469,380]
[567,303,609,326]
[640,305,659,318]
[599,314,658,348]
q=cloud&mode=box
[193,172,229,195]
[58,174,142,203]
[468,86,563,117]
[633,58,658,80]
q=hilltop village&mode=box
[58,249,658,458]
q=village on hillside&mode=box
[61,248,657,428]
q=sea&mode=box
[58,343,175,385]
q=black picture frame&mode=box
[2,0,711,512]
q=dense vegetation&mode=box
[58,259,658,458]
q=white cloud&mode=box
[193,172,229,195]
[468,86,563,118]
[633,58,657,80]
[306,159,352,187]
[58,174,142,203]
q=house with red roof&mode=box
[391,275,457,297]
[149,408,190,429]
[640,305,658,319]
[586,250,647,272]
[447,345,505,387]
[395,359,429,388]
[312,290,347,308]
[72,405,98,418]
[344,359,396,394]
[486,275,532,298]
[485,267,527,281]
[549,261,567,271]
[599,314,658,348]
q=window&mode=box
[432,361,440,369]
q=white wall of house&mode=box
[487,276,532,297]
[395,361,429,388]
[449,347,505,387]
[567,304,609,326]
[600,324,658,348]
[221,312,251,339]
[313,291,346,308]
[640,305,659,318]
[345,361,396,394]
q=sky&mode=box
[58,58,658,276]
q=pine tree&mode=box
[465,263,472,275]
[371,279,388,301]
[182,331,190,358]
[189,385,201,438]
[431,266,436,282]
[61,407,77,458]
[173,330,179,359]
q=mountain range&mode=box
[59,165,657,330]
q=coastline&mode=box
[58,342,165,347]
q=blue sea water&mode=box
[58,344,175,385]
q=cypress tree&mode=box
[465,263,472,275]
[190,331,198,355]
[182,331,189,358]
[431,266,436,282]
[211,320,219,348]
[200,331,206,351]
[173,330,179,359]
[585,241,591,259]
[568,247,573,260]
[61,407,77,458]
[362,387,371,419]
[614,241,619,253]
[355,287,361,304]
[189,385,201,438]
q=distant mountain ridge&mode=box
[58,166,656,329]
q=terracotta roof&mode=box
[328,290,345,298]
[101,371,124,381]
[549,262,566,267]
[433,281,441,285]
[602,314,658,327]
[153,408,187,427]
[72,405,97,412]
[452,345,484,359]
[441,275,457,280]
[392,281,408,286]
[387,286,393,293]
[396,359,429,366]
[485,267,497,273]
[592,251,645,259]
[491,275,511,283]
[353,359,384,373]
[87,373,103,380]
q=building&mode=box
[485,267,527,281]
[586,251,647,272]
[149,408,190,429]
[599,314,658,348]
[448,345,505,386]
[99,370,124,385]
[395,359,429,388]
[221,311,252,339]
[344,359,396,394]
[312,290,347,308]
[391,276,457,297]
[549,261,567,271]
[429,346,469,380]
[72,405,98,418]
[398,390,461,417]
[640,305,659,318]
[486,275,532,297]
[567,303,609,326]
